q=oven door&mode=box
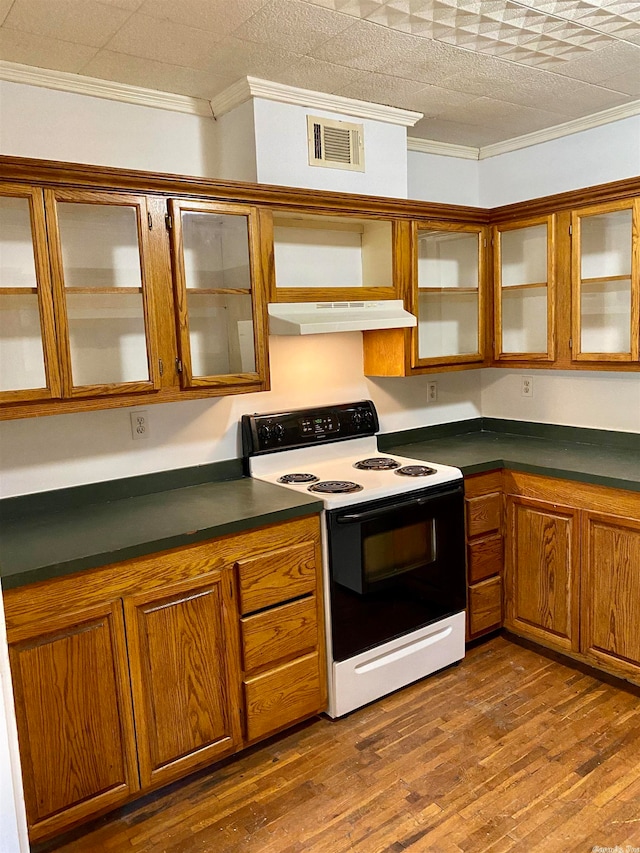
[326,482,466,661]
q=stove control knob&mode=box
[274,423,285,440]
[364,410,374,425]
[258,423,273,443]
[352,411,363,427]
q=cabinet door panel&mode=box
[582,512,640,676]
[413,223,486,366]
[125,573,241,789]
[493,216,555,362]
[468,533,503,584]
[244,652,323,743]
[469,576,502,636]
[241,595,317,674]
[505,495,579,652]
[571,200,639,363]
[45,189,161,398]
[8,602,138,841]
[237,542,317,615]
[0,185,61,403]
[168,199,269,390]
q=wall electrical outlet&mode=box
[427,381,438,403]
[130,410,149,440]
[521,376,534,398]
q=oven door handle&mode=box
[336,496,431,523]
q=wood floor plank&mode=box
[41,637,640,853]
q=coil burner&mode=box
[278,473,319,484]
[308,480,364,494]
[395,465,437,477]
[353,457,400,471]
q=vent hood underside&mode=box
[268,300,417,336]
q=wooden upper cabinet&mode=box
[412,222,487,367]
[168,199,269,389]
[571,198,640,364]
[0,185,61,403]
[493,215,555,362]
[45,189,161,398]
[269,210,397,303]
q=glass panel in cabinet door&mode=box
[417,229,480,359]
[0,192,59,401]
[499,224,549,355]
[577,208,633,358]
[54,199,156,392]
[181,210,257,377]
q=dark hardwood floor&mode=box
[44,636,640,853]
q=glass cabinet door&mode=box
[413,224,485,366]
[494,216,554,361]
[168,200,267,388]
[572,200,639,363]
[0,186,60,403]
[45,190,160,397]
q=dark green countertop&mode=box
[0,475,322,591]
[380,418,640,493]
[2,419,638,592]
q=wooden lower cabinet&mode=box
[581,511,640,680]
[465,471,504,639]
[503,471,640,685]
[3,513,325,843]
[504,495,580,654]
[7,601,139,842]
[124,572,242,790]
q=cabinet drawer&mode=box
[469,576,502,636]
[236,543,316,615]
[467,533,503,584]
[241,596,317,674]
[244,652,323,742]
[466,492,502,538]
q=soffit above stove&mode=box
[268,300,416,335]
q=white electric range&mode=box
[242,401,467,718]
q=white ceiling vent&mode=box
[307,115,365,172]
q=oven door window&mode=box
[363,517,436,585]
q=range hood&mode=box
[268,300,417,335]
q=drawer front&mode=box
[244,652,323,742]
[466,492,502,538]
[237,542,316,615]
[241,596,317,674]
[467,533,503,584]
[469,576,502,636]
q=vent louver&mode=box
[307,115,365,172]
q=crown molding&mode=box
[478,99,640,160]
[210,76,423,127]
[406,136,479,160]
[0,60,213,117]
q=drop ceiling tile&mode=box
[398,83,482,116]
[3,0,133,48]
[81,49,235,98]
[600,67,640,96]
[97,0,145,10]
[0,0,14,23]
[104,12,224,66]
[137,0,268,37]
[411,115,507,146]
[190,36,303,79]
[232,0,354,54]
[0,27,98,71]
[545,40,640,83]
[310,17,431,71]
[299,0,386,18]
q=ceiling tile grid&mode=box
[0,0,639,147]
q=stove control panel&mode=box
[242,400,379,456]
